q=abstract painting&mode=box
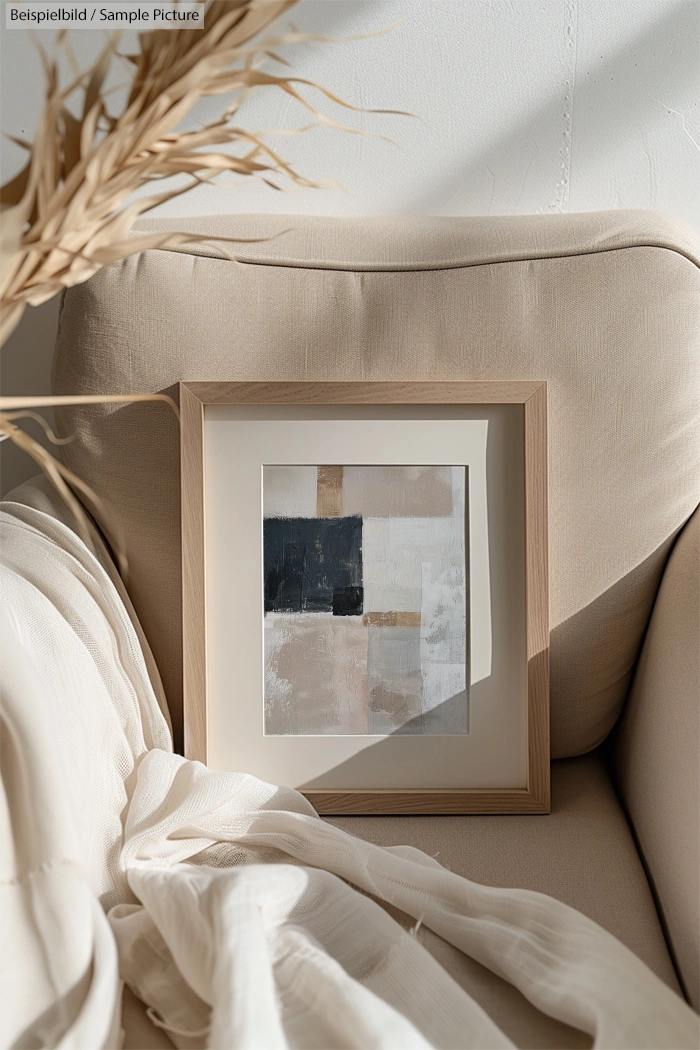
[263,465,469,736]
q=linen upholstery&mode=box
[52,210,700,755]
[612,504,700,1010]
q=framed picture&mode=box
[180,381,549,814]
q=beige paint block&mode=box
[343,466,454,518]
[265,614,368,735]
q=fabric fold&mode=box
[117,749,700,1050]
[2,486,698,1050]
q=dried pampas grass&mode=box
[0,0,404,561]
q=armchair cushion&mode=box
[612,504,700,1009]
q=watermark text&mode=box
[5,3,204,29]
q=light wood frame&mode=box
[181,381,549,815]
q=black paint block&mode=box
[264,516,363,616]
[332,586,364,617]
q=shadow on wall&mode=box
[0,297,62,497]
[408,0,699,215]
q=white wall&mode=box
[1,0,698,492]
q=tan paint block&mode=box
[363,611,422,628]
[317,465,344,518]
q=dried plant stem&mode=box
[0,393,180,418]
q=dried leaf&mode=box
[84,37,117,119]
[0,205,29,297]
[60,107,82,176]
[0,0,409,524]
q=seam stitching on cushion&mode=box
[136,241,700,274]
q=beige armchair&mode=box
[53,210,699,1048]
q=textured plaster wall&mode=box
[1,0,698,493]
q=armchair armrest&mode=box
[612,505,699,1008]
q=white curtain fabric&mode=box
[1,489,698,1050]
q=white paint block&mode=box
[362,516,465,613]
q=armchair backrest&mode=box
[53,211,700,753]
